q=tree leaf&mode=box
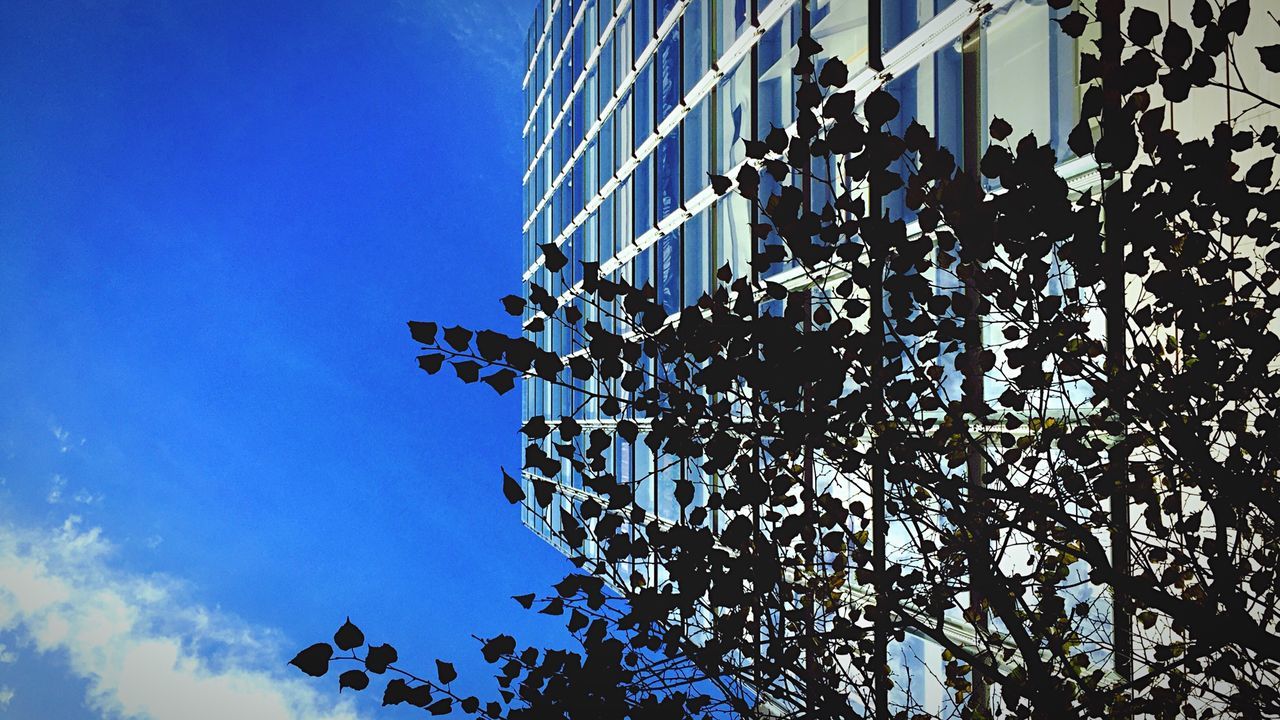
[365,643,398,674]
[289,643,333,677]
[502,468,526,504]
[1056,11,1087,38]
[407,321,438,345]
[1127,7,1162,46]
[338,669,369,692]
[539,243,568,272]
[500,295,525,316]
[482,369,517,395]
[417,354,445,374]
[481,634,516,663]
[334,618,364,651]
[1259,45,1280,73]
[443,326,472,352]
[436,659,458,684]
[452,360,480,383]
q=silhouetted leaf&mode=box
[1220,0,1249,34]
[818,57,848,88]
[334,619,364,651]
[1056,11,1087,38]
[338,669,369,692]
[427,698,452,715]
[443,326,472,352]
[383,678,411,706]
[453,360,480,383]
[482,369,517,395]
[1167,21,1192,65]
[864,89,900,126]
[500,295,525,316]
[436,659,457,684]
[502,468,526,504]
[481,635,516,663]
[1260,45,1280,73]
[989,116,1012,141]
[289,643,333,677]
[408,321,438,345]
[1127,7,1162,46]
[513,593,535,608]
[1245,157,1273,187]
[417,354,445,374]
[539,243,568,272]
[709,173,732,195]
[365,643,397,674]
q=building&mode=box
[515,0,1278,715]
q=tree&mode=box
[293,1,1280,717]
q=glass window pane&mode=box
[756,5,801,133]
[683,208,710,302]
[683,0,710,92]
[657,23,681,125]
[635,154,654,234]
[715,191,751,280]
[982,0,1079,162]
[684,97,710,203]
[656,130,680,221]
[635,0,652,50]
[657,228,681,314]
[715,57,751,174]
[636,59,654,149]
[715,0,752,49]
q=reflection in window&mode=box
[658,228,681,314]
[635,155,654,235]
[715,191,751,281]
[715,0,752,48]
[657,25,682,125]
[636,60,654,149]
[683,0,710,92]
[715,58,751,175]
[756,6,801,134]
[683,208,710,302]
[656,131,681,222]
[684,96,710,203]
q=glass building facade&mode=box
[516,0,1103,713]
[517,0,1094,548]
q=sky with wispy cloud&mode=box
[0,1,570,717]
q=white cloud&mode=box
[0,685,14,708]
[46,475,104,506]
[47,474,67,504]
[52,425,72,452]
[0,516,370,720]
[0,641,16,663]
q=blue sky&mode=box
[0,1,573,717]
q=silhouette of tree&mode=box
[293,1,1280,717]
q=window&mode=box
[715,190,752,280]
[981,0,1081,164]
[684,96,710,203]
[656,24,682,125]
[683,208,710,302]
[715,58,751,175]
[683,0,710,92]
[756,5,801,134]
[715,0,752,49]
[658,228,681,314]
[636,59,654,149]
[656,131,681,221]
[635,154,654,235]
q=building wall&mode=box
[516,0,1277,714]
